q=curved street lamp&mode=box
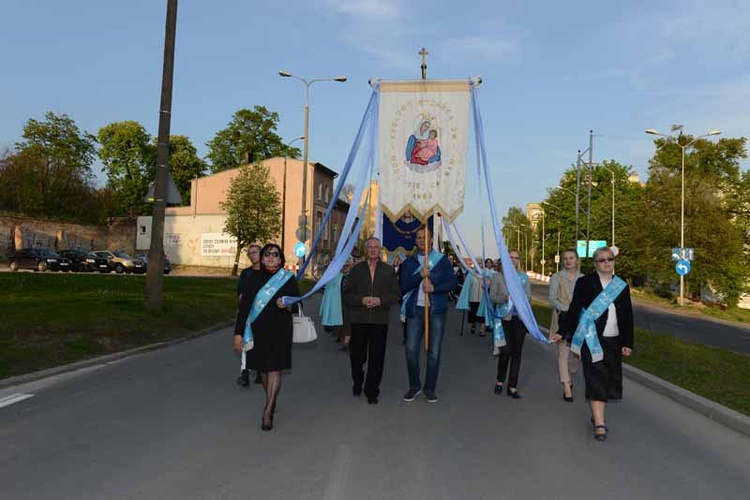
[645,127,721,305]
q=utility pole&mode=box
[146,0,177,310]
[585,130,593,261]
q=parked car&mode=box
[93,250,146,274]
[58,249,111,273]
[8,248,72,272]
[136,254,172,274]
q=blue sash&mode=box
[476,269,494,319]
[400,249,444,317]
[489,271,527,347]
[319,273,343,326]
[243,269,293,353]
[570,276,626,363]
[456,271,473,311]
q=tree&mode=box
[220,162,282,276]
[206,106,299,174]
[635,136,748,305]
[0,112,100,222]
[97,121,156,216]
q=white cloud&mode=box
[440,34,522,63]
[324,0,403,18]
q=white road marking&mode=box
[0,393,34,409]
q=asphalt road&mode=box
[531,282,750,355]
[2,298,748,500]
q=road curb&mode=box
[536,325,750,437]
[0,321,234,390]
[622,363,750,437]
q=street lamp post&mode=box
[645,126,721,306]
[540,201,560,276]
[601,165,616,247]
[282,136,305,252]
[279,70,346,270]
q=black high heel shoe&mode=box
[261,413,274,431]
[563,383,574,403]
[494,384,503,395]
[507,388,522,399]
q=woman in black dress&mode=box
[233,243,299,431]
[551,247,634,441]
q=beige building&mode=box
[137,157,349,269]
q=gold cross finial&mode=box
[419,47,429,80]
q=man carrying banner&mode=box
[400,226,457,403]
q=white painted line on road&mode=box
[0,393,34,409]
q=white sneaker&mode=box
[493,346,500,356]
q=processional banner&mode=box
[378,80,471,223]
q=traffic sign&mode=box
[554,255,560,264]
[540,259,546,265]
[295,226,310,242]
[675,259,691,276]
[611,245,620,257]
[294,242,307,258]
[672,247,695,262]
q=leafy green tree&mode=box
[220,162,282,276]
[97,121,156,216]
[206,106,299,173]
[636,136,748,305]
[0,112,100,221]
[502,206,533,270]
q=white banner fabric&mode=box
[378,80,470,223]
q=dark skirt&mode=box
[580,335,622,402]
[468,301,480,323]
[246,323,293,372]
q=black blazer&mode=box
[559,273,634,349]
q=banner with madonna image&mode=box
[378,80,471,223]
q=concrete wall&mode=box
[0,216,136,261]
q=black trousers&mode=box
[496,316,528,388]
[350,323,389,399]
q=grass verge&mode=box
[532,301,749,416]
[0,273,313,379]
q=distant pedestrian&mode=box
[548,248,583,402]
[234,243,300,431]
[551,247,634,441]
[400,226,457,403]
[236,244,261,388]
[343,238,401,404]
[489,249,531,399]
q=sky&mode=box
[2,0,749,253]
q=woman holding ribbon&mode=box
[233,243,300,431]
[489,250,531,399]
[551,247,633,441]
[548,248,584,402]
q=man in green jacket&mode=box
[343,237,401,404]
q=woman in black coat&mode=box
[551,247,633,441]
[233,243,299,431]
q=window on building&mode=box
[318,183,323,201]
[140,225,147,234]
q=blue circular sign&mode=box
[675,259,691,276]
[294,242,307,258]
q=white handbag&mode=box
[292,304,318,343]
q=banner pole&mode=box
[424,218,430,352]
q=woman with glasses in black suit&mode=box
[233,243,299,431]
[551,247,634,441]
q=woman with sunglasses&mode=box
[551,247,633,441]
[548,248,583,402]
[233,243,300,431]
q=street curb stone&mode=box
[537,325,750,437]
[622,362,750,437]
[0,321,234,390]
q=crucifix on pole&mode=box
[419,47,429,80]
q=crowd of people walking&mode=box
[233,229,634,441]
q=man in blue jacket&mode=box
[400,226,457,403]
